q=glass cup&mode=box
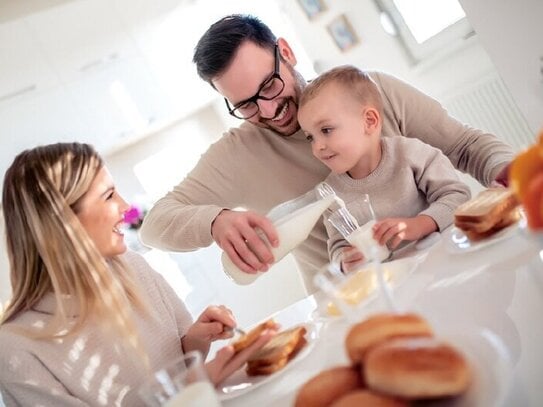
[327,194,390,262]
[139,351,221,407]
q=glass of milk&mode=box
[327,194,390,262]
[139,351,221,407]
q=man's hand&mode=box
[182,305,238,359]
[491,163,510,187]
[211,210,278,273]
[373,215,437,249]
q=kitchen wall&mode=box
[458,0,543,134]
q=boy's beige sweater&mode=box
[0,251,193,406]
[140,71,513,293]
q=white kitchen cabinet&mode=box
[65,54,171,149]
[24,0,140,85]
[0,19,59,105]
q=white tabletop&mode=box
[221,226,543,407]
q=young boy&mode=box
[298,66,471,271]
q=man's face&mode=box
[213,40,304,137]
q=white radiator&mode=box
[441,72,534,152]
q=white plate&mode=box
[313,256,421,320]
[217,322,321,401]
[443,222,520,254]
[420,328,511,407]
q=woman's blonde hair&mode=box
[1,142,148,355]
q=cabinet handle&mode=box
[0,85,36,102]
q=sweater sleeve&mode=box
[372,71,513,186]
[408,139,471,231]
[324,212,350,266]
[0,350,88,407]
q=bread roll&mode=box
[345,313,432,364]
[364,337,470,399]
[330,390,408,407]
[295,366,362,407]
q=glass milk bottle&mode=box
[222,186,337,285]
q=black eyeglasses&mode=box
[224,44,285,120]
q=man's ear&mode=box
[363,107,380,134]
[277,37,297,66]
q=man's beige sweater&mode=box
[140,71,513,293]
[0,252,193,406]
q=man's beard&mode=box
[256,67,305,137]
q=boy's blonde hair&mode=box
[1,143,150,359]
[300,65,383,116]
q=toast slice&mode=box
[454,188,518,231]
[246,325,307,376]
[231,319,278,353]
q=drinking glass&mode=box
[327,194,390,262]
[139,351,221,407]
[326,195,396,312]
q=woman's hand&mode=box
[205,328,276,385]
[373,215,437,249]
[181,305,237,359]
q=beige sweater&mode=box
[0,251,193,407]
[140,71,513,292]
[324,137,471,263]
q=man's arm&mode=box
[411,139,472,231]
[371,71,513,186]
[139,135,238,252]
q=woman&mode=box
[0,143,274,406]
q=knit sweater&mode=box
[0,251,193,407]
[139,71,513,293]
[324,136,471,263]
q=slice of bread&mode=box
[454,188,518,233]
[246,325,307,376]
[231,319,278,353]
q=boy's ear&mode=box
[363,107,380,133]
[277,37,297,66]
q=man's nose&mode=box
[257,98,278,119]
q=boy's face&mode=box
[298,82,375,175]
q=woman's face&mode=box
[76,166,130,258]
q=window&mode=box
[375,0,474,64]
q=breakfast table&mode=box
[219,224,543,406]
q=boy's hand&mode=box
[340,245,365,273]
[373,215,437,249]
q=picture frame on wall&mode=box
[297,0,326,20]
[327,14,359,52]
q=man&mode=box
[140,14,512,293]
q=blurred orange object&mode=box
[509,130,543,230]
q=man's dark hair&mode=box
[193,14,277,87]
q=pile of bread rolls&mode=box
[295,313,471,406]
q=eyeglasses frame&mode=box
[224,43,285,120]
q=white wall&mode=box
[278,0,498,100]
[458,0,543,135]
